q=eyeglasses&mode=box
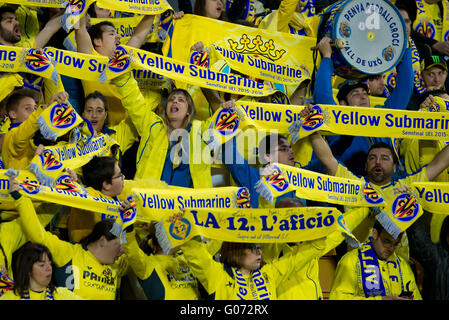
[112,173,125,180]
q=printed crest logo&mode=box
[67,0,86,15]
[227,34,286,61]
[363,183,384,205]
[102,268,112,279]
[339,21,351,38]
[266,166,289,192]
[50,103,77,129]
[107,46,130,73]
[168,213,191,241]
[236,187,251,208]
[190,51,210,68]
[429,102,440,112]
[24,49,51,73]
[386,72,396,88]
[19,181,40,195]
[416,21,435,39]
[382,46,395,62]
[270,91,289,105]
[39,149,63,171]
[215,109,239,136]
[445,30,449,42]
[120,203,137,223]
[301,105,324,131]
[54,174,80,193]
[391,193,420,222]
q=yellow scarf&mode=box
[0,46,59,84]
[413,0,449,41]
[155,206,360,253]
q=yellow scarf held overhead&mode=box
[133,186,251,218]
[28,133,118,186]
[121,45,276,96]
[155,207,360,254]
[95,0,173,15]
[1,0,65,8]
[162,14,316,85]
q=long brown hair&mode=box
[220,242,264,269]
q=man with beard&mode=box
[303,105,449,258]
[0,6,62,49]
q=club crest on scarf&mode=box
[107,46,131,73]
[190,50,210,68]
[19,181,41,195]
[120,198,137,224]
[391,192,420,223]
[66,0,86,16]
[49,102,78,130]
[236,187,251,208]
[24,49,52,73]
[39,149,63,171]
[54,174,82,193]
[227,34,286,61]
[168,212,191,241]
[301,105,324,131]
[265,165,289,192]
[415,21,435,39]
[0,271,14,297]
[362,182,384,205]
[214,108,240,136]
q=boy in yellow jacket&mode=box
[2,89,68,170]
[330,220,422,300]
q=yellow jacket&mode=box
[329,245,422,300]
[123,230,200,300]
[0,219,27,278]
[112,73,213,188]
[14,194,128,300]
[180,236,327,300]
[2,107,43,170]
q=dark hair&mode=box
[418,89,448,105]
[82,91,108,113]
[13,242,57,298]
[87,2,98,18]
[88,21,115,46]
[258,133,288,165]
[5,88,39,114]
[79,218,118,246]
[220,242,264,269]
[81,156,116,191]
[193,0,227,20]
[275,197,305,208]
[0,6,15,22]
[367,141,399,164]
[139,222,161,255]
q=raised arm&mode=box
[425,144,449,181]
[75,15,94,54]
[126,15,156,49]
[308,131,338,176]
[35,13,63,48]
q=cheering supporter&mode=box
[329,219,422,300]
[365,74,389,98]
[67,155,168,242]
[122,222,203,300]
[8,173,129,299]
[305,102,449,257]
[310,36,413,177]
[268,197,370,300]
[87,2,113,19]
[0,6,65,104]
[2,90,68,170]
[110,71,233,188]
[176,233,328,300]
[0,242,83,300]
[194,0,226,20]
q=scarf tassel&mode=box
[254,178,274,203]
[376,210,402,239]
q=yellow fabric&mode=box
[0,219,27,278]
[14,195,128,300]
[180,236,327,300]
[0,286,84,300]
[123,230,199,300]
[2,107,43,170]
[0,73,23,103]
[113,72,213,188]
[329,246,422,300]
[413,0,449,41]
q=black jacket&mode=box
[407,216,449,300]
